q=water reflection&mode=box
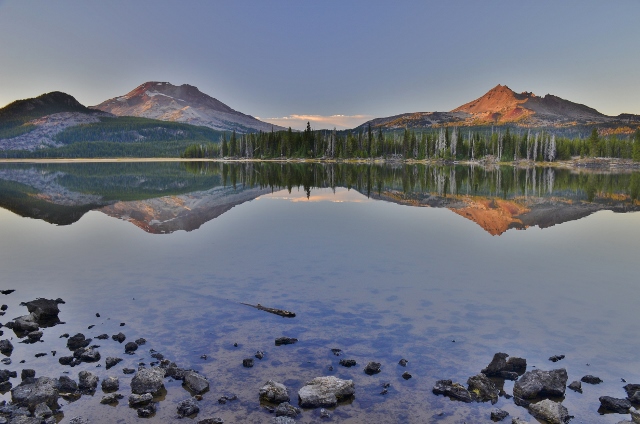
[0,161,638,235]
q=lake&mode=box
[0,161,638,423]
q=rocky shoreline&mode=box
[0,295,638,423]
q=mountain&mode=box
[92,81,285,133]
[358,84,640,130]
[0,91,92,123]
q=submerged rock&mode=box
[177,397,199,417]
[66,334,91,350]
[184,371,209,395]
[581,375,603,384]
[364,362,381,375]
[549,355,565,363]
[242,358,254,368]
[100,392,124,404]
[112,333,126,343]
[513,369,567,399]
[131,367,165,395]
[432,379,472,403]
[137,402,156,418]
[259,380,289,403]
[568,380,582,393]
[467,373,499,403]
[78,371,99,393]
[129,393,153,407]
[402,372,412,380]
[101,376,119,392]
[398,358,408,367]
[0,340,13,355]
[528,399,571,424]
[298,376,355,408]
[491,409,509,422]
[599,396,632,413]
[339,359,356,368]
[275,402,300,418]
[275,337,298,346]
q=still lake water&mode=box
[0,161,638,423]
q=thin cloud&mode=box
[257,114,373,130]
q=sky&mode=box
[0,0,639,130]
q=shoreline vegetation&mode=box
[0,156,639,171]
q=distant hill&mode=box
[92,81,286,133]
[358,84,640,130]
[0,91,91,122]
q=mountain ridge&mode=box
[92,81,286,133]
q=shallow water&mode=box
[0,161,638,423]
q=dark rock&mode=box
[164,364,188,381]
[58,356,74,366]
[432,379,473,403]
[87,325,94,330]
[499,371,519,380]
[513,368,568,399]
[275,401,300,418]
[135,338,146,345]
[0,380,12,392]
[20,370,35,381]
[131,367,165,395]
[177,397,200,417]
[482,353,527,377]
[124,342,138,353]
[0,305,6,311]
[123,368,136,375]
[184,371,209,395]
[150,352,163,360]
[399,358,408,367]
[255,351,264,360]
[34,353,47,358]
[112,333,126,343]
[319,408,331,419]
[66,334,91,350]
[129,393,153,406]
[11,376,59,411]
[137,402,156,418]
[482,352,509,375]
[0,369,17,383]
[331,348,342,356]
[506,357,527,372]
[624,384,640,401]
[491,409,509,421]
[275,337,298,346]
[513,396,531,408]
[101,376,119,392]
[197,419,224,424]
[105,357,122,370]
[120,323,125,327]
[549,355,565,363]
[33,402,53,418]
[73,347,100,363]
[78,371,99,393]
[1,358,10,365]
[20,298,64,321]
[100,393,123,404]
[56,376,78,393]
[581,375,603,384]
[0,340,13,355]
[402,372,412,380]
[96,334,108,340]
[529,399,571,424]
[467,373,499,403]
[259,380,289,403]
[26,331,43,343]
[364,362,381,375]
[339,359,356,367]
[0,290,14,295]
[599,396,632,413]
[298,376,355,408]
[242,358,254,368]
[568,380,582,393]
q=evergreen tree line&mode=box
[181,125,640,162]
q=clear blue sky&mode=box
[1,0,638,129]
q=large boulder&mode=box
[9,314,40,333]
[101,377,119,392]
[298,376,355,408]
[11,376,59,412]
[259,380,289,403]
[528,399,571,424]
[184,371,209,395]
[432,379,472,403]
[20,298,64,321]
[467,374,499,403]
[131,367,165,395]
[513,369,567,399]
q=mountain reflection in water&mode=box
[0,161,638,235]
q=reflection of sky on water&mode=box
[0,187,638,423]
